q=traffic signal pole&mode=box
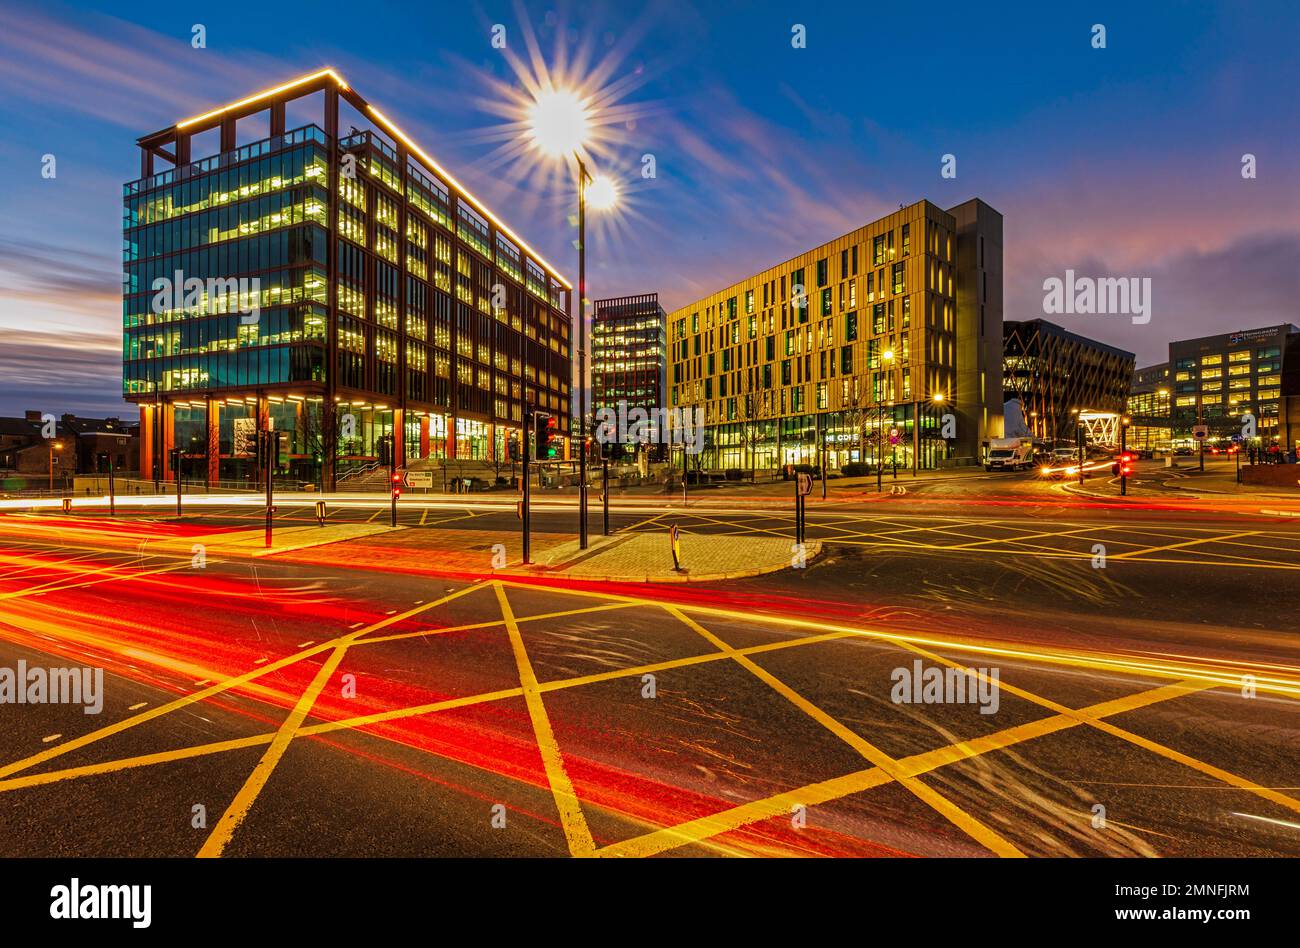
[1077,423,1086,487]
[602,456,609,536]
[681,443,688,506]
[1119,421,1128,496]
[264,432,275,549]
[522,412,531,565]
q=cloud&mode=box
[0,237,121,320]
[0,329,124,417]
[1008,230,1300,365]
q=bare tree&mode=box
[840,376,878,466]
[734,386,766,482]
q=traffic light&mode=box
[391,471,402,497]
[534,412,558,460]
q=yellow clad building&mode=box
[666,198,1004,473]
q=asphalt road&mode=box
[1,464,1298,857]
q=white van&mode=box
[986,437,1035,471]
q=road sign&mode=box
[402,470,434,489]
[796,472,813,496]
[1192,425,1209,441]
[1230,433,1243,443]
[889,427,900,445]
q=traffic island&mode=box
[519,532,821,583]
[145,523,404,559]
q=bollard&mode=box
[315,500,327,526]
[62,498,72,513]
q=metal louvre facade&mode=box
[1003,318,1134,442]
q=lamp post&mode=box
[525,89,618,551]
[876,349,896,493]
[925,392,946,474]
[48,440,64,492]
[577,156,589,548]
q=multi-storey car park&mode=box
[123,68,574,490]
[665,198,1004,473]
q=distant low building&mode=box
[0,411,137,481]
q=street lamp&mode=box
[48,440,64,492]
[526,86,618,550]
[922,391,946,473]
[877,349,896,493]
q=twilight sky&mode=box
[1,0,1297,417]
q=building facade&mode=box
[591,293,667,454]
[1002,318,1134,443]
[665,199,1003,472]
[1166,324,1299,449]
[123,69,573,488]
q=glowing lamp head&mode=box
[527,88,591,158]
[586,174,619,211]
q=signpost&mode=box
[1193,424,1209,473]
[795,472,813,544]
[401,470,434,490]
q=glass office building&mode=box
[592,293,666,457]
[1126,362,1173,452]
[123,69,573,488]
[1166,324,1299,449]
